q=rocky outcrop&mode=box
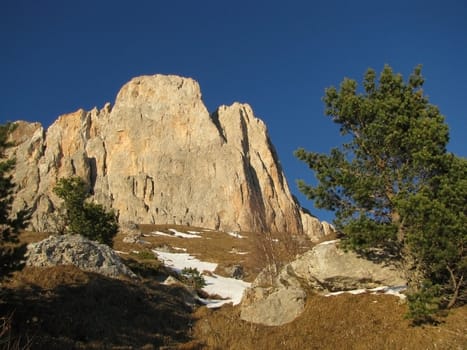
[26,234,136,278]
[8,74,329,239]
[300,212,335,242]
[289,240,405,291]
[240,240,406,326]
[241,281,306,326]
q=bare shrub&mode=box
[0,312,33,350]
[249,230,311,286]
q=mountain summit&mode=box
[9,74,329,239]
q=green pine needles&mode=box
[180,267,207,290]
[0,123,23,244]
[0,123,29,277]
[53,176,119,247]
[295,65,466,322]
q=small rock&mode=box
[220,264,245,279]
[122,221,138,230]
[231,265,244,279]
[122,232,142,244]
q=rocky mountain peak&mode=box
[9,74,330,240]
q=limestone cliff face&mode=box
[9,74,328,239]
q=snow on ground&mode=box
[114,250,129,255]
[168,229,202,238]
[150,229,201,239]
[325,285,407,300]
[173,247,187,252]
[229,248,249,255]
[153,250,250,308]
[199,275,251,308]
[153,250,217,272]
[317,239,339,246]
[227,231,245,239]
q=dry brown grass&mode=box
[116,224,259,282]
[191,294,467,350]
[0,311,34,350]
[3,228,467,349]
[249,230,312,285]
[1,265,194,349]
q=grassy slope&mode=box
[193,295,466,350]
[0,228,465,349]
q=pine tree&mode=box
[401,155,466,313]
[53,176,119,247]
[295,65,466,319]
[0,123,28,277]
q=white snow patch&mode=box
[153,250,217,272]
[173,247,187,252]
[153,250,250,307]
[131,236,152,243]
[150,230,201,239]
[187,230,201,234]
[169,229,202,238]
[380,285,407,299]
[149,231,171,237]
[227,231,244,239]
[317,239,339,246]
[114,250,129,255]
[229,248,249,255]
[325,285,407,299]
[200,275,250,307]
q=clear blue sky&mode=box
[1,0,466,223]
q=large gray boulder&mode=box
[241,285,306,326]
[240,240,406,326]
[8,74,330,241]
[290,240,406,292]
[26,234,136,279]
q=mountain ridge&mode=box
[9,74,330,240]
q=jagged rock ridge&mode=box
[9,74,329,239]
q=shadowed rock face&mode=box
[9,74,328,239]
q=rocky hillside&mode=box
[3,227,466,349]
[8,74,330,240]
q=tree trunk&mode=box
[447,266,463,309]
[400,246,425,293]
[391,209,404,243]
[389,209,422,291]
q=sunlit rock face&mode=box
[9,74,329,239]
[240,240,406,326]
